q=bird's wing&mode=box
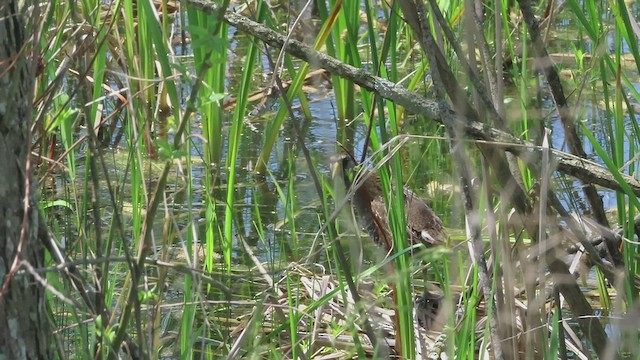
[404,189,447,247]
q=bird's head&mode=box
[331,151,383,200]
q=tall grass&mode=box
[25,0,640,358]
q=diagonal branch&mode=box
[183,0,640,199]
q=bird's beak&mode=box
[331,153,356,195]
[330,155,344,182]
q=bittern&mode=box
[333,152,447,329]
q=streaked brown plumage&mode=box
[335,153,447,251]
[333,152,447,330]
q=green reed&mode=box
[27,0,640,357]
[254,4,339,175]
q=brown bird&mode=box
[333,153,447,250]
[332,152,447,329]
